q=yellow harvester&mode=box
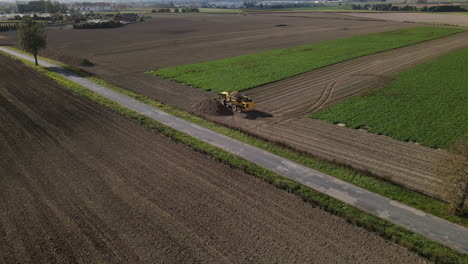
[217,91,255,113]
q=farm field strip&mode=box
[344,12,468,26]
[225,31,468,198]
[4,13,460,201]
[311,47,468,149]
[261,119,441,185]
[6,13,459,200]
[150,26,465,93]
[1,13,464,224]
[26,13,407,73]
[3,12,417,116]
[265,123,435,178]
[249,31,468,117]
[83,19,402,71]
[3,47,468,255]
[8,46,468,228]
[3,55,430,264]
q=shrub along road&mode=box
[1,46,467,255]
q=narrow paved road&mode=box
[2,47,467,254]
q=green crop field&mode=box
[149,27,465,93]
[311,47,468,149]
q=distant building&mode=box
[119,13,138,22]
[71,3,116,12]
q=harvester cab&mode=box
[217,91,255,113]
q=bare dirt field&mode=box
[0,55,430,263]
[0,13,464,199]
[0,13,416,107]
[345,12,468,26]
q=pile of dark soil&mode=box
[79,59,94,67]
[42,50,95,67]
[55,54,94,67]
[191,99,233,116]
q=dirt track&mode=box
[0,13,462,198]
[0,55,429,263]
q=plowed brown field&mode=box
[345,12,468,27]
[0,13,463,199]
[0,54,430,263]
[0,13,415,109]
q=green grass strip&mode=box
[3,51,467,264]
[149,26,465,93]
[311,47,468,149]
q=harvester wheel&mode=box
[232,105,237,112]
[236,107,242,113]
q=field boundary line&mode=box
[2,47,468,257]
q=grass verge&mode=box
[2,50,467,264]
[311,47,468,149]
[4,46,466,228]
[149,26,465,93]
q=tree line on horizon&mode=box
[17,0,66,14]
[151,7,200,13]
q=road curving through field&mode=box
[1,46,467,254]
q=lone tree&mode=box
[18,17,47,66]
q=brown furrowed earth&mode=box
[345,12,468,27]
[0,13,464,199]
[0,12,417,109]
[0,55,430,263]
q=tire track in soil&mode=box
[307,80,337,113]
[0,55,429,263]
